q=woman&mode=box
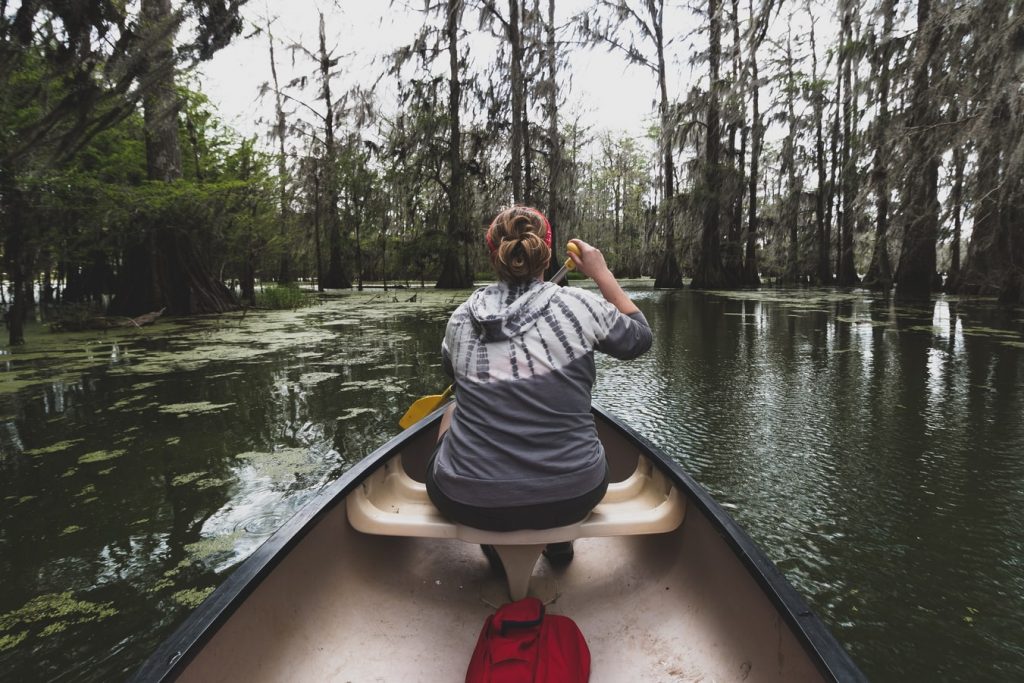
[426,206,652,555]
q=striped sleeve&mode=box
[595,311,652,359]
[561,288,652,360]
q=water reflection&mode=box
[596,289,1024,682]
[0,295,453,681]
[1,288,1022,681]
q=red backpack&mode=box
[465,597,591,683]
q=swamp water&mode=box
[1,285,1022,681]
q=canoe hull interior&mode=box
[139,410,861,682]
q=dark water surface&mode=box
[1,286,1022,681]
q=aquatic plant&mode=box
[256,285,314,310]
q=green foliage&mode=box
[256,284,314,310]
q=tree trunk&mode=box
[957,0,1016,300]
[353,194,364,291]
[781,31,801,285]
[959,94,1008,296]
[809,11,830,284]
[313,159,325,292]
[1,162,27,345]
[722,0,744,286]
[945,143,965,292]
[437,0,473,288]
[523,72,533,204]
[238,148,257,306]
[544,0,561,279]
[836,2,860,286]
[109,0,237,317]
[509,0,525,202]
[741,0,762,287]
[652,0,683,288]
[862,0,896,290]
[999,182,1023,305]
[319,13,350,289]
[895,0,942,300]
[692,0,726,289]
[268,21,291,284]
[827,40,842,283]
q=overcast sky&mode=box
[199,1,706,147]
[198,1,843,158]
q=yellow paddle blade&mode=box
[399,385,453,429]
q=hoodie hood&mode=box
[465,280,559,342]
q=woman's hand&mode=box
[566,238,639,315]
[567,239,611,280]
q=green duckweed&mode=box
[172,587,214,609]
[0,592,117,643]
[159,402,234,417]
[24,439,84,456]
[78,449,126,464]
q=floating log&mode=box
[121,308,166,328]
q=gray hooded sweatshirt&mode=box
[432,280,652,508]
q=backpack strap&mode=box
[494,598,545,636]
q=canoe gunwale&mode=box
[594,406,866,683]
[128,410,443,683]
[131,405,865,682]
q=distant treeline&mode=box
[1,1,1022,346]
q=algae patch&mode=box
[837,317,891,328]
[172,586,214,609]
[235,447,319,480]
[172,472,204,486]
[338,407,378,421]
[185,531,243,563]
[159,401,235,417]
[171,472,224,489]
[78,449,126,464]
[0,630,28,652]
[25,439,84,456]
[0,592,117,644]
[298,372,340,385]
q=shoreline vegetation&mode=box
[2,2,1022,349]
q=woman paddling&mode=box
[426,206,652,560]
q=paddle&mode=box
[398,242,581,429]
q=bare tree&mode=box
[264,17,292,284]
[894,0,945,299]
[836,0,861,286]
[740,0,778,287]
[862,0,897,290]
[807,2,832,284]
[437,0,474,288]
[779,27,803,285]
[544,0,563,273]
[691,0,727,288]
[580,0,682,287]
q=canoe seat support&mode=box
[346,455,686,601]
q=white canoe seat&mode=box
[346,455,686,600]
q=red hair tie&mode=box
[486,207,553,253]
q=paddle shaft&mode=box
[548,242,581,285]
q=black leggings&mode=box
[426,452,609,532]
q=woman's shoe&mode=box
[542,541,574,567]
[480,544,505,575]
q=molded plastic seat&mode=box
[347,455,686,600]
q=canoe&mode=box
[132,406,865,682]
